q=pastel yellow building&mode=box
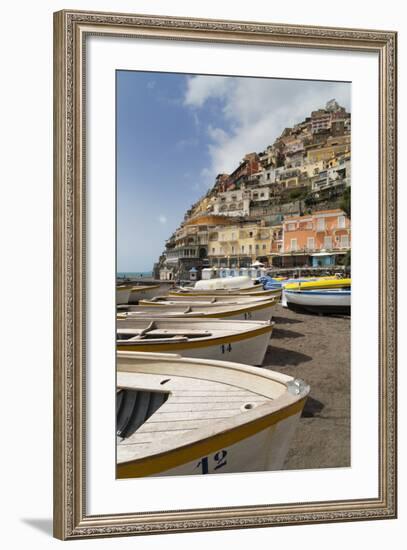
[208,222,273,266]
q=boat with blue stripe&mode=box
[284,288,351,315]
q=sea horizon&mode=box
[117,271,153,278]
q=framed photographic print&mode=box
[53,9,397,540]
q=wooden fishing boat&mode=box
[117,351,310,478]
[169,287,280,298]
[285,288,351,314]
[284,277,351,290]
[281,278,351,307]
[138,295,278,307]
[116,285,132,305]
[193,275,255,291]
[128,284,162,303]
[117,318,273,365]
[118,298,278,322]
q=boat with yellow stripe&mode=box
[281,277,351,307]
[169,287,280,298]
[137,295,278,307]
[118,297,278,322]
[117,318,274,365]
[284,277,351,290]
[117,351,310,478]
[285,288,351,315]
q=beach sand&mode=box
[263,304,351,470]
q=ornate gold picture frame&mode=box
[53,9,397,540]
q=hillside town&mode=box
[154,99,351,281]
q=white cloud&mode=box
[158,215,167,224]
[184,76,231,107]
[183,76,351,185]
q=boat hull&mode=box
[193,275,254,291]
[140,294,278,305]
[285,290,351,314]
[128,285,164,303]
[169,287,280,297]
[116,352,309,478]
[116,288,132,305]
[284,278,351,291]
[120,300,277,322]
[149,412,303,476]
[118,326,272,366]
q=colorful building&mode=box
[276,209,350,268]
[207,221,275,267]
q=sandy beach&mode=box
[263,304,351,470]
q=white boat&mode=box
[281,278,351,308]
[117,318,274,365]
[116,286,132,305]
[169,286,280,298]
[128,284,164,303]
[285,289,351,314]
[193,275,255,291]
[118,298,278,322]
[138,295,278,307]
[116,351,310,478]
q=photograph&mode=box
[115,72,352,478]
[52,8,397,539]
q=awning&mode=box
[311,251,346,257]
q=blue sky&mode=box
[117,71,350,272]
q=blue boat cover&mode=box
[257,275,283,290]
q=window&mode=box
[231,232,235,240]
[267,173,270,180]
[290,239,298,252]
[241,245,245,253]
[324,236,333,249]
[231,246,235,254]
[212,248,215,253]
[255,244,259,250]
[288,223,296,231]
[340,235,349,248]
[249,244,253,253]
[338,215,346,229]
[316,218,325,231]
[249,231,253,237]
[260,192,265,197]
[307,237,315,250]
[262,244,266,250]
